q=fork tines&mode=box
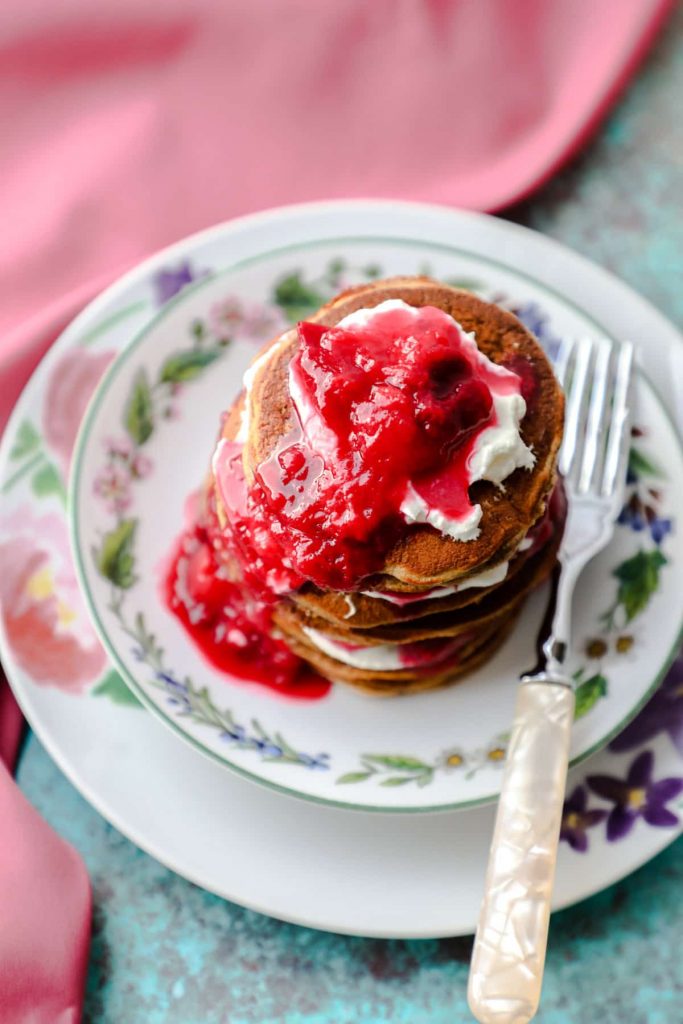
[554,338,635,497]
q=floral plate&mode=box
[1,202,682,934]
[67,208,683,813]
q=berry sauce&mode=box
[364,480,564,611]
[163,490,330,700]
[164,304,537,698]
[214,303,526,592]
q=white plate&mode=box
[68,211,683,812]
[1,202,682,936]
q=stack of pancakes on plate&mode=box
[209,277,566,696]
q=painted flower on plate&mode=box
[609,654,683,756]
[618,492,672,545]
[587,750,683,842]
[94,463,132,515]
[42,348,115,476]
[439,748,466,771]
[131,452,153,479]
[243,303,284,340]
[105,435,133,460]
[560,785,607,853]
[208,295,283,342]
[208,296,245,340]
[0,507,106,691]
[152,261,207,305]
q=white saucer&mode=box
[1,202,682,935]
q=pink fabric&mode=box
[0,297,94,1023]
[0,0,672,342]
[0,761,91,1023]
[0,3,672,1019]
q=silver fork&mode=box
[468,337,635,1024]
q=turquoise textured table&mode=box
[16,10,683,1023]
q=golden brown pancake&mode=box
[290,529,544,630]
[281,614,520,696]
[272,527,561,646]
[206,276,565,696]
[232,277,564,587]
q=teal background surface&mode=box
[16,9,683,1022]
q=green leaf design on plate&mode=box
[444,277,484,292]
[415,774,434,788]
[574,673,608,719]
[327,258,346,275]
[363,755,431,772]
[362,264,381,279]
[191,318,206,342]
[336,771,373,785]
[628,447,662,480]
[31,462,65,501]
[124,369,154,445]
[272,272,325,321]
[380,776,416,787]
[95,518,138,589]
[613,549,668,622]
[92,669,142,707]
[10,420,40,461]
[159,348,221,383]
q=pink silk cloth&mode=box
[0,0,673,344]
[0,1,673,1020]
[0,760,91,1023]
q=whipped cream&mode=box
[399,483,483,542]
[286,299,534,545]
[467,389,535,487]
[302,626,464,672]
[302,627,404,671]
[211,436,228,482]
[339,301,535,542]
[336,299,416,330]
[361,559,510,605]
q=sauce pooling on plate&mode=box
[163,491,330,701]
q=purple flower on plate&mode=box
[509,302,563,362]
[609,654,683,755]
[618,492,672,545]
[649,515,673,545]
[152,261,206,305]
[587,750,683,842]
[560,786,608,852]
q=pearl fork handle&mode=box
[468,679,575,1024]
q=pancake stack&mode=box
[209,277,566,696]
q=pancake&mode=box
[289,515,544,628]
[202,276,565,697]
[281,613,520,696]
[272,525,561,646]
[289,480,565,629]
[290,548,533,629]
[236,277,564,587]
